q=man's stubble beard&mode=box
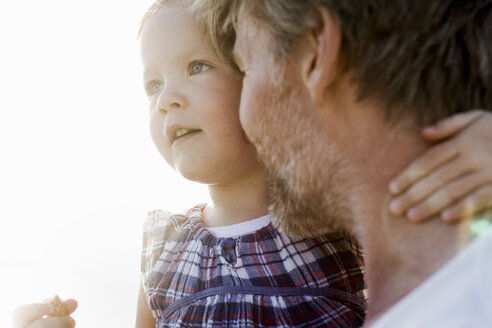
[250,66,355,238]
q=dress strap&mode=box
[160,286,367,321]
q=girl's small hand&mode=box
[12,298,77,328]
[389,110,492,223]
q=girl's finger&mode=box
[441,185,492,222]
[28,316,76,328]
[389,156,468,215]
[389,140,458,195]
[405,171,487,222]
[61,299,78,315]
[422,110,484,141]
[12,303,53,328]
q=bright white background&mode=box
[0,1,209,327]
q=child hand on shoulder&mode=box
[390,110,492,223]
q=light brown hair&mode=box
[138,0,238,69]
[199,0,492,126]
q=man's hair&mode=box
[200,0,492,125]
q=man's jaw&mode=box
[265,158,354,239]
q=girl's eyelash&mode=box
[143,81,152,98]
[143,81,150,97]
[189,58,206,66]
[188,59,213,75]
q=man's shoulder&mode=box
[371,228,492,328]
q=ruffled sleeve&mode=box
[141,209,174,297]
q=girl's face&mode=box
[140,6,262,184]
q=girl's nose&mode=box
[157,85,188,113]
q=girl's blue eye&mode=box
[146,80,163,97]
[190,61,211,75]
[151,82,163,94]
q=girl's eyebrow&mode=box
[142,68,157,82]
[143,45,215,78]
[176,45,208,61]
[142,68,152,78]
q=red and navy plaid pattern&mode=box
[141,205,366,327]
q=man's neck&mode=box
[338,112,470,325]
[353,187,469,326]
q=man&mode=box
[202,0,492,326]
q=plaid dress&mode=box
[141,205,367,328]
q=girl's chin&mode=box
[176,166,207,183]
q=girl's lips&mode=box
[172,130,201,146]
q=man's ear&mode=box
[303,7,341,105]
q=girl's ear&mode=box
[303,7,342,105]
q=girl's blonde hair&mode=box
[138,1,163,39]
[137,0,193,39]
[138,0,238,69]
[138,0,198,39]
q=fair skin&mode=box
[232,6,491,326]
[142,6,270,228]
[12,299,77,328]
[137,5,270,327]
[15,4,492,328]
[389,110,492,222]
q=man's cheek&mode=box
[238,89,253,135]
[239,81,264,135]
